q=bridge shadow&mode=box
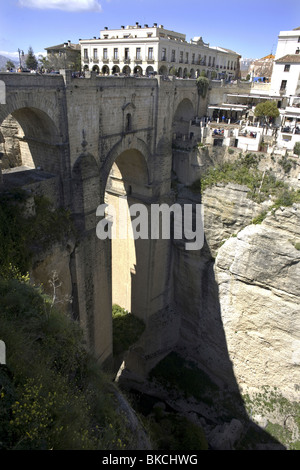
[119,200,287,450]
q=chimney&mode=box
[104,26,108,30]
[153,23,157,27]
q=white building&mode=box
[79,22,240,79]
[270,26,300,99]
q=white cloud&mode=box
[18,0,102,12]
[0,51,19,59]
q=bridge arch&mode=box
[173,97,195,136]
[101,136,152,201]
[0,106,66,175]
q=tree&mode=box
[38,54,50,71]
[6,60,15,70]
[254,100,280,128]
[294,142,300,157]
[25,46,38,70]
[196,76,209,98]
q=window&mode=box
[93,49,98,60]
[198,54,201,64]
[280,80,287,90]
[192,53,195,64]
[208,56,211,66]
[148,47,153,60]
[103,48,108,59]
[161,48,166,61]
[84,48,88,59]
[114,48,118,59]
[212,57,215,67]
[185,52,189,63]
[180,51,183,63]
[136,47,141,60]
[284,64,290,72]
[124,48,129,60]
[171,50,176,62]
[126,113,132,132]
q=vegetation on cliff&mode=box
[190,152,300,209]
[0,191,74,279]
[112,304,145,356]
[0,191,139,450]
[0,276,136,450]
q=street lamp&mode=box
[18,48,24,70]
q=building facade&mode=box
[45,40,81,70]
[79,23,240,79]
[270,27,300,98]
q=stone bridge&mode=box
[0,71,207,373]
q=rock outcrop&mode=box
[215,204,300,401]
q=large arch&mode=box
[173,98,195,136]
[104,147,151,327]
[101,136,152,201]
[0,106,65,175]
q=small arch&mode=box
[159,65,168,76]
[177,67,183,78]
[83,65,89,71]
[146,66,154,76]
[112,65,120,74]
[92,65,100,74]
[190,68,196,79]
[102,65,110,75]
[134,66,142,75]
[183,68,188,78]
[122,65,131,75]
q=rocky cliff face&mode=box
[215,203,300,402]
[174,184,300,405]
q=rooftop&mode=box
[276,54,300,63]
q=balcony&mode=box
[112,57,119,63]
[102,58,109,63]
[83,58,89,63]
[122,57,131,63]
[134,56,142,63]
[93,58,99,63]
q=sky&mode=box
[0,0,300,62]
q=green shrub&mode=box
[0,193,75,278]
[0,280,135,450]
[190,153,300,210]
[112,304,145,356]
